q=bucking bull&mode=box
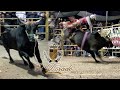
[0,20,47,74]
[63,27,113,63]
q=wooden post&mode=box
[0,20,1,37]
[61,29,64,56]
[106,11,108,26]
[0,22,1,37]
[45,11,49,40]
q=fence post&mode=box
[45,11,49,40]
[61,29,64,56]
[0,21,1,36]
[0,18,1,36]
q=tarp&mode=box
[54,11,120,21]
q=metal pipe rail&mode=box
[0,11,54,40]
[0,11,46,12]
[0,25,55,27]
[54,34,62,35]
[0,18,56,20]
[0,18,42,19]
[112,23,120,27]
[54,29,63,30]
[49,44,73,47]
[64,45,78,46]
[36,32,46,34]
[64,50,83,51]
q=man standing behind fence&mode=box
[16,11,26,22]
[37,12,46,40]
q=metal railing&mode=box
[0,11,52,40]
[54,26,120,57]
[0,11,120,57]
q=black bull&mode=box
[63,29,113,63]
[0,23,46,74]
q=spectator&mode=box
[4,12,12,25]
[10,12,18,25]
[16,11,26,22]
[73,46,81,57]
[48,14,55,40]
[56,18,62,29]
[0,12,5,22]
[118,20,120,24]
[37,12,46,40]
[26,12,39,21]
[64,46,69,56]
[111,22,114,25]
[4,12,18,25]
[97,22,103,27]
[83,50,90,57]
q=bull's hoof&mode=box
[42,67,47,74]
[29,64,35,70]
[95,60,100,63]
[9,60,14,63]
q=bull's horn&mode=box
[19,19,27,24]
[36,17,42,23]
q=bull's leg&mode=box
[95,51,105,62]
[89,51,100,63]
[5,48,14,63]
[24,56,34,69]
[35,44,47,74]
[20,51,34,69]
[18,51,28,66]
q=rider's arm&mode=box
[86,16,93,32]
[59,21,77,29]
[66,24,74,28]
[66,20,80,28]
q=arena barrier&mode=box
[54,25,120,57]
[93,25,120,57]
[0,11,120,57]
[0,11,54,40]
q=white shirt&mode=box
[16,11,26,22]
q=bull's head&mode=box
[104,36,113,48]
[18,19,41,34]
[94,31,113,49]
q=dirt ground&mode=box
[0,40,120,79]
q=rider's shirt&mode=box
[62,19,78,29]
[78,16,93,28]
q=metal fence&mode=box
[54,25,120,57]
[0,11,120,57]
[0,11,50,40]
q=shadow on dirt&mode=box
[2,56,9,59]
[77,59,120,64]
[10,60,48,77]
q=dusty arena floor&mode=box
[0,40,120,79]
